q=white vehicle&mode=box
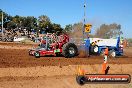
[14,37,25,42]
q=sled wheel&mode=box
[76,76,86,85]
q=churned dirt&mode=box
[0,42,132,68]
[0,42,132,88]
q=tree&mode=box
[21,16,37,34]
[0,10,65,35]
[95,23,123,38]
[64,24,72,33]
[7,21,16,29]
[52,23,63,33]
[9,16,22,29]
[38,15,52,33]
[0,9,12,28]
[25,16,37,28]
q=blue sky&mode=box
[0,0,132,38]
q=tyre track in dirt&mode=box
[0,43,132,88]
[0,48,132,68]
[0,42,132,68]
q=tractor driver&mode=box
[40,36,46,48]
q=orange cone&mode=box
[77,66,85,75]
[101,63,107,74]
[101,47,108,74]
[104,47,108,55]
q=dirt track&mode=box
[0,42,132,88]
[0,42,132,68]
[0,76,132,88]
[0,64,132,88]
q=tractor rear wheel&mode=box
[62,43,78,58]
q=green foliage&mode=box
[38,15,63,33]
[64,24,72,33]
[7,21,16,29]
[52,23,63,33]
[38,15,50,29]
[1,9,123,38]
[0,10,63,34]
[24,16,37,29]
[0,9,12,28]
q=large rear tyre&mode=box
[34,51,40,58]
[62,43,78,58]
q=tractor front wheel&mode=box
[34,51,40,58]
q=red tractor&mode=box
[29,33,78,58]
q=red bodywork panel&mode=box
[29,50,35,55]
[39,50,56,56]
[39,49,63,56]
